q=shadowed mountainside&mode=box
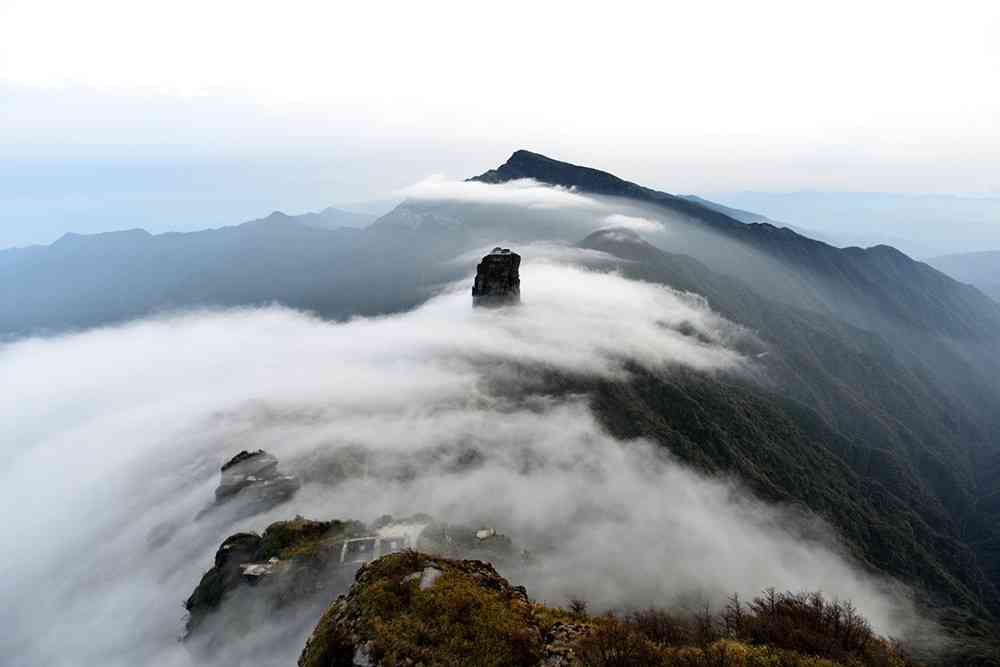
[577,228,1000,657]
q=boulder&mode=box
[213,449,300,513]
[472,247,521,307]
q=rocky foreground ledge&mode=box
[179,504,918,666]
[298,551,578,667]
[297,552,919,667]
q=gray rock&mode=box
[213,449,300,512]
[418,566,444,590]
[472,247,520,307]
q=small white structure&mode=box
[336,522,429,565]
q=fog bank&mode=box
[1,258,922,665]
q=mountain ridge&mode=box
[7,152,1000,643]
[473,150,1000,339]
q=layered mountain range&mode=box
[927,250,1000,302]
[8,151,1000,659]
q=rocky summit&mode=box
[472,247,521,307]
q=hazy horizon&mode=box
[5,153,1000,255]
[3,1,999,250]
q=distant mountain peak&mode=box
[579,227,663,263]
[470,149,553,183]
[52,228,152,248]
[471,151,749,234]
[471,149,652,197]
[586,227,644,244]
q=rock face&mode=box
[184,531,265,632]
[213,449,300,512]
[472,247,521,307]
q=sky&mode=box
[1,0,999,247]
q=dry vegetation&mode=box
[299,552,920,667]
[574,590,916,667]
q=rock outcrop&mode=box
[184,531,266,632]
[472,247,521,307]
[298,552,555,667]
[184,517,366,637]
[213,449,300,513]
[185,532,917,666]
[184,514,519,648]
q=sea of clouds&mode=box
[1,253,923,665]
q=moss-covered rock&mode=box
[184,532,262,629]
[255,517,366,561]
[184,512,528,650]
[184,517,366,636]
[299,552,545,667]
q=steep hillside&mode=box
[680,194,781,224]
[470,156,1000,613]
[577,230,1000,645]
[680,194,843,245]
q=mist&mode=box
[398,176,604,211]
[1,256,925,665]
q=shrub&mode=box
[570,597,590,617]
[579,590,918,667]
[576,614,662,667]
[740,589,876,660]
[625,608,695,646]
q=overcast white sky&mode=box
[1,0,999,246]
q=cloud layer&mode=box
[601,213,662,233]
[397,176,604,210]
[0,258,919,665]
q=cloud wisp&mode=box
[600,213,662,233]
[397,176,605,210]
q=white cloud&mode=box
[0,260,925,665]
[397,176,603,210]
[1,2,998,193]
[601,213,662,233]
[448,240,623,268]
